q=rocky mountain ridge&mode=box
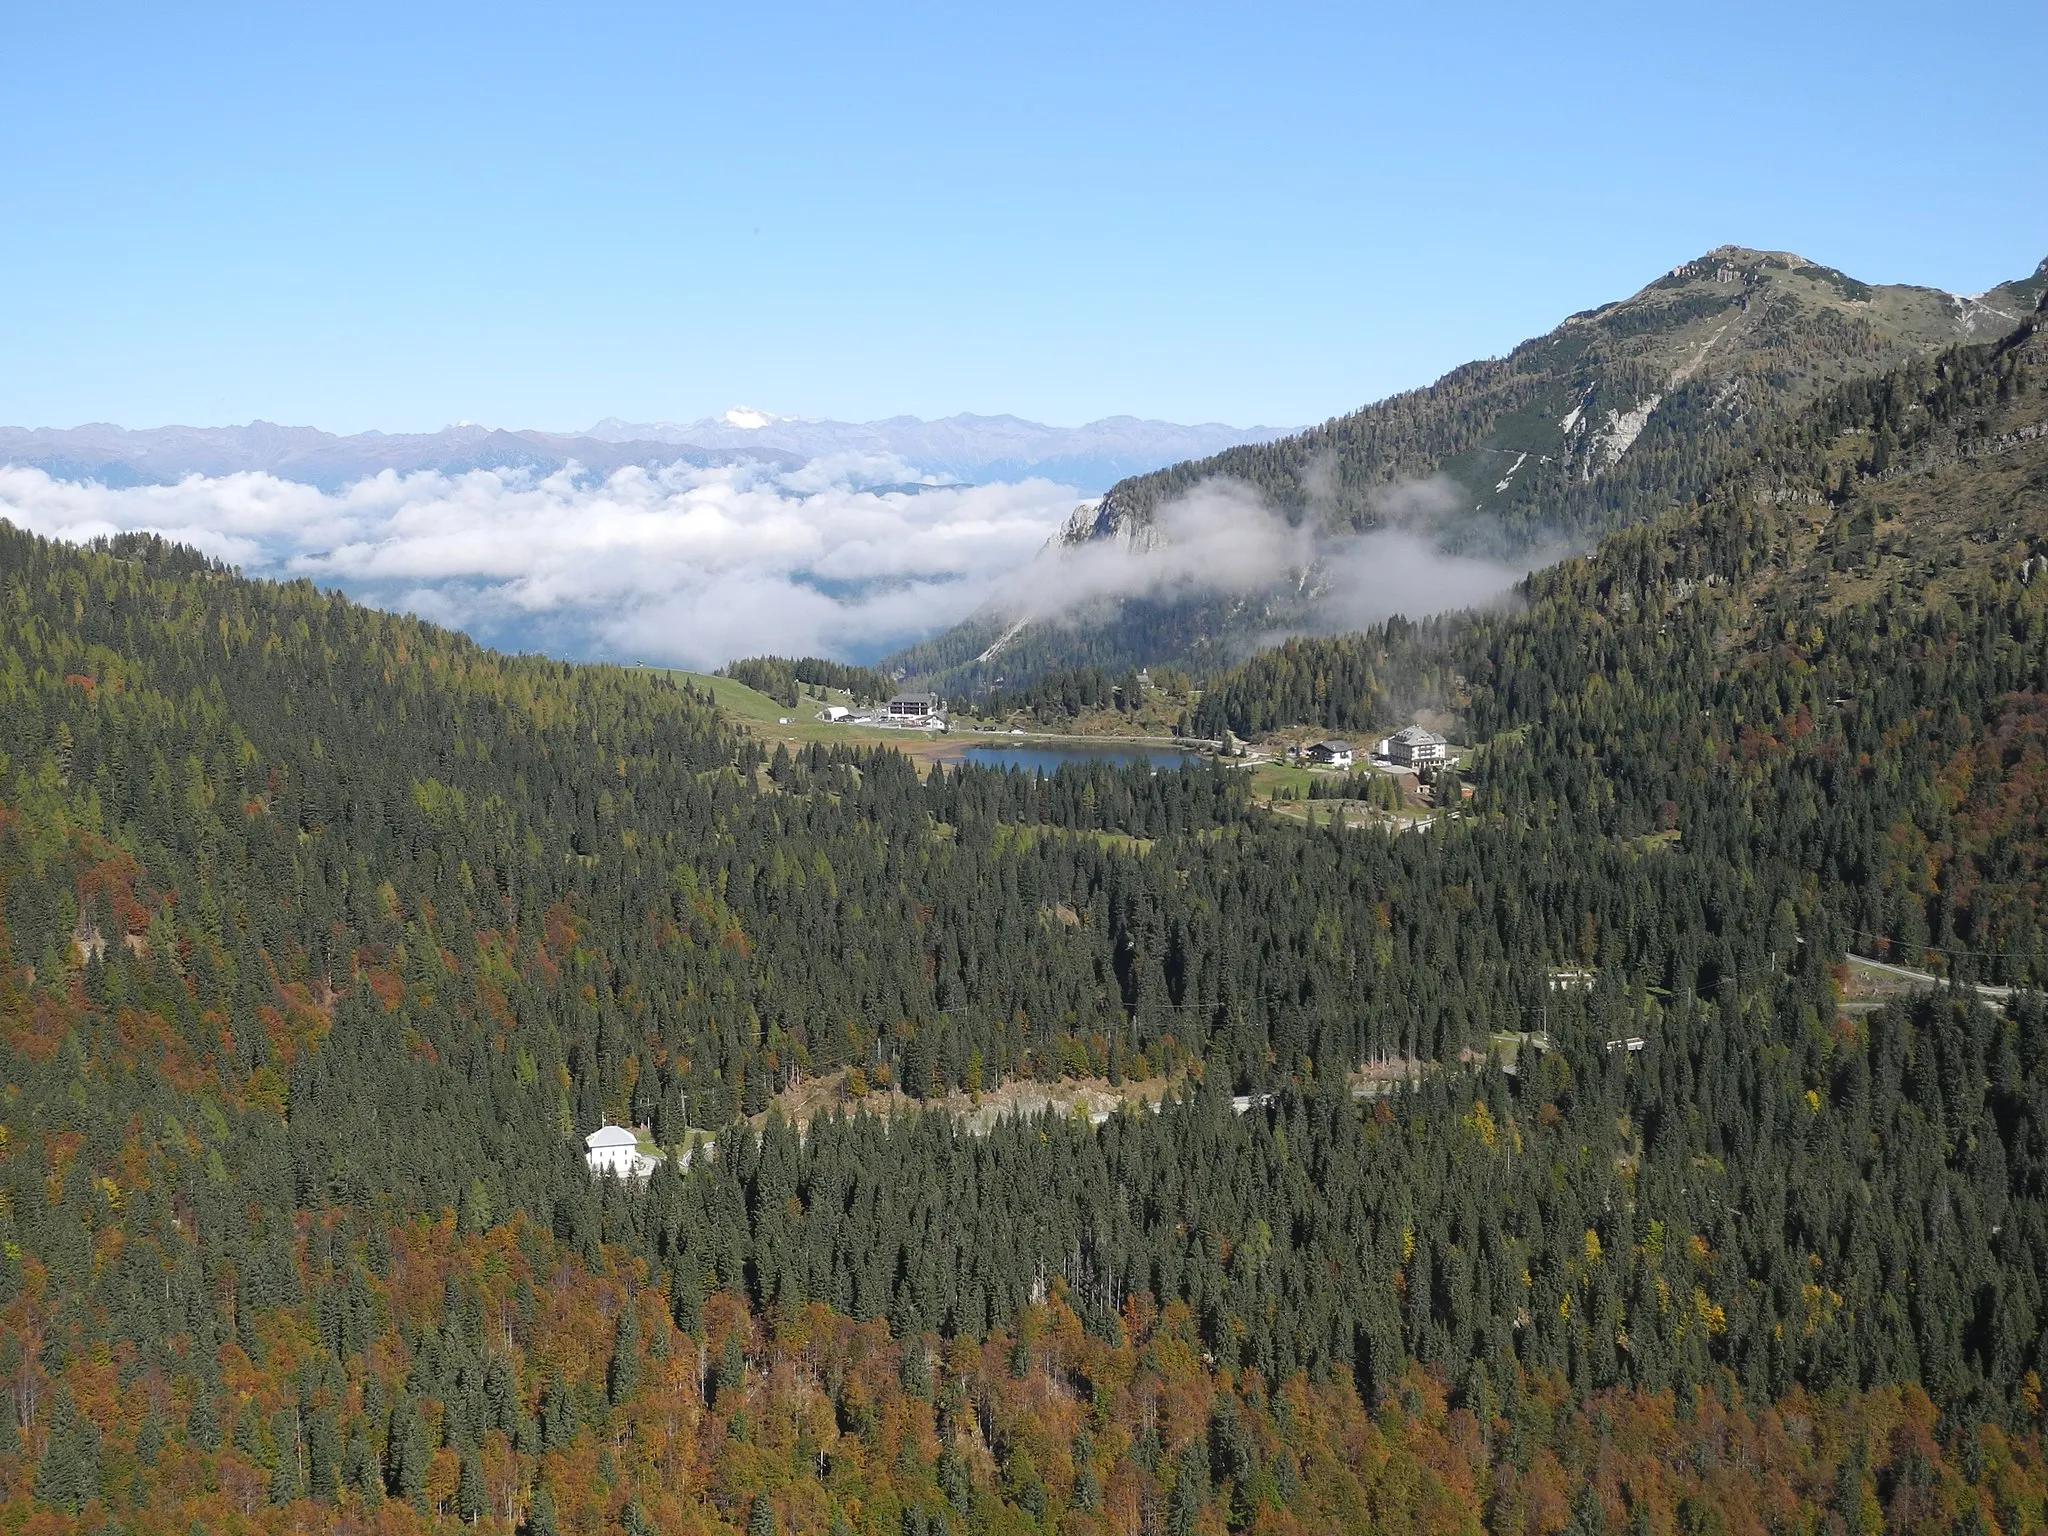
[882,245,2048,691]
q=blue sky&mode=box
[3,1,2043,435]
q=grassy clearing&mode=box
[1248,761,1316,800]
[1245,756,1435,832]
[665,668,790,722]
[741,1064,1188,1137]
[1841,954,1941,1001]
[1266,800,1425,833]
[662,669,965,770]
[663,669,1222,777]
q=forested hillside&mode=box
[887,248,2048,693]
[720,658,894,709]
[1,336,2047,1536]
[1201,287,2048,984]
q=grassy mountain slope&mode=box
[887,247,2048,692]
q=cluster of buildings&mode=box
[816,692,947,729]
[1296,725,1449,772]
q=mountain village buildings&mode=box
[1306,739,1354,768]
[885,691,943,723]
[1378,725,1448,770]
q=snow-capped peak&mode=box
[720,406,792,430]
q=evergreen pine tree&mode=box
[522,1484,561,1536]
[1167,1438,1209,1536]
[33,1388,99,1513]
[608,1300,641,1406]
[458,1453,486,1523]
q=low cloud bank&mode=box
[0,458,1076,667]
[988,472,1541,639]
[0,457,1548,670]
[999,480,1317,622]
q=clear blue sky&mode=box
[3,2,2042,435]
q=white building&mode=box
[585,1124,661,1179]
[1381,725,1448,769]
[1306,739,1354,768]
[822,705,851,722]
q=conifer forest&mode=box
[0,314,2045,1536]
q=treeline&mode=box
[1203,304,2044,744]
[1200,302,2044,744]
[722,656,893,706]
[888,600,1253,702]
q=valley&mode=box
[0,259,2042,1536]
[12,6,2048,1533]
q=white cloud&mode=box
[0,459,1076,667]
[986,472,1537,636]
[0,459,1548,671]
[995,479,1315,625]
[1311,527,1533,633]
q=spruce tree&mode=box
[522,1485,561,1536]
[608,1301,641,1406]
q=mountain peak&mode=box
[883,244,2048,693]
[1692,242,1810,266]
[719,406,797,430]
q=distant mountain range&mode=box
[884,245,2048,692]
[0,412,1289,495]
[585,410,1290,491]
[0,421,800,493]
